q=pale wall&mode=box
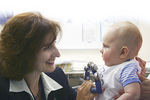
[57,20,150,66]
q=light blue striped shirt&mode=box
[119,63,141,87]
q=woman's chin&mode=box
[48,66,56,72]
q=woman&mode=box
[0,12,96,100]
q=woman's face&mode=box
[34,33,60,73]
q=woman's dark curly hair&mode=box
[0,12,61,80]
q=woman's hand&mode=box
[136,57,146,76]
[76,80,98,100]
[138,74,150,100]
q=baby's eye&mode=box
[103,44,108,48]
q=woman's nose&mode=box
[53,46,61,58]
[56,48,61,57]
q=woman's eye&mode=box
[44,45,51,50]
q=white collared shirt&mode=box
[9,72,63,100]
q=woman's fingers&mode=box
[137,73,147,82]
[136,57,146,76]
[77,80,98,100]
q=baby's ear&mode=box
[120,46,129,58]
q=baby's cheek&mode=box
[103,53,109,61]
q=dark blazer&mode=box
[0,67,77,100]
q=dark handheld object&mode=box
[84,62,102,94]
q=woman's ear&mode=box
[120,46,129,58]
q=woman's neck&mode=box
[24,71,41,98]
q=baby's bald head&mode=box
[106,21,142,58]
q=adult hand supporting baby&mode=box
[136,57,146,76]
[138,74,150,100]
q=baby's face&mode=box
[100,27,122,66]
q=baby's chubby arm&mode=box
[116,82,140,100]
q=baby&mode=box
[95,21,143,100]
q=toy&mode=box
[84,62,103,94]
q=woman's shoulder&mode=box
[54,67,64,73]
[45,67,65,77]
[0,75,9,89]
[44,67,69,88]
[48,88,70,100]
[0,75,10,98]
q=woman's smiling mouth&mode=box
[46,61,54,65]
